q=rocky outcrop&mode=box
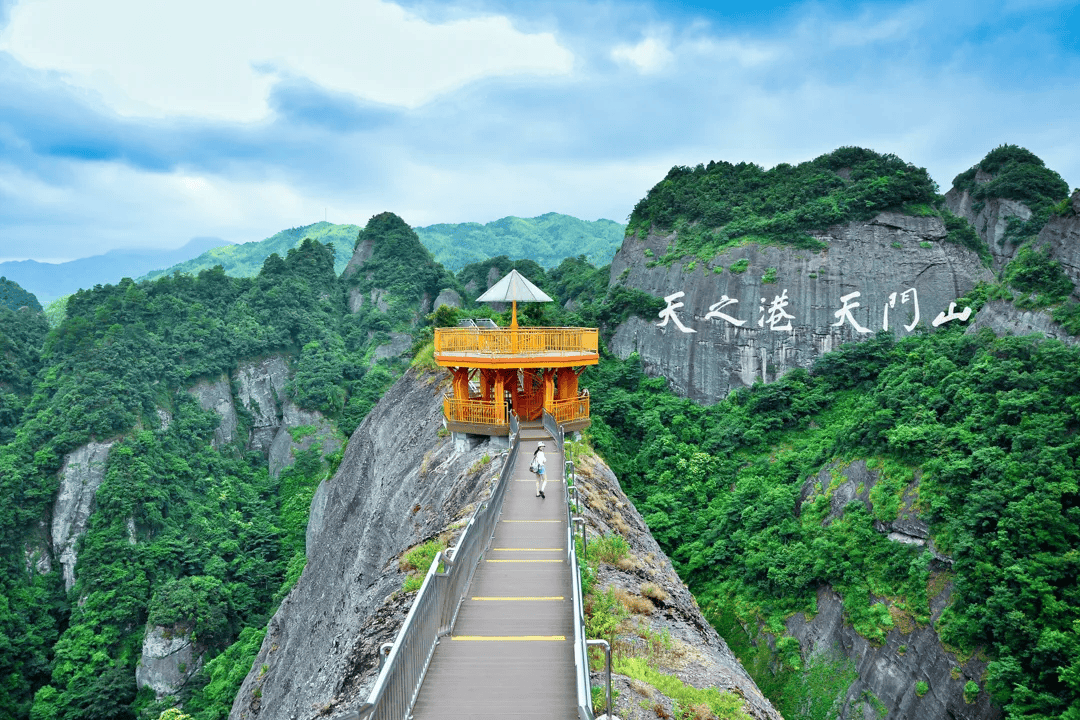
[944,188,1031,271]
[369,332,413,365]
[610,214,994,404]
[1037,189,1080,295]
[189,376,237,448]
[136,625,202,699]
[341,235,374,281]
[51,440,116,591]
[573,451,781,720]
[782,459,995,719]
[787,585,998,720]
[229,368,506,720]
[433,288,462,310]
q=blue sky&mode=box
[0,0,1077,262]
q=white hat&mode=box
[537,442,545,448]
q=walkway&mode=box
[411,432,576,719]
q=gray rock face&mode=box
[229,368,504,720]
[609,215,994,404]
[787,586,998,720]
[574,452,781,720]
[433,288,462,310]
[347,287,364,313]
[967,300,1078,346]
[136,625,202,698]
[189,376,237,448]
[370,332,413,365]
[786,460,995,718]
[944,189,1031,271]
[235,356,290,456]
[51,440,116,591]
[342,236,374,280]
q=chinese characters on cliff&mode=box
[657,289,973,334]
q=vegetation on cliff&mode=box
[583,327,1080,720]
[626,147,988,263]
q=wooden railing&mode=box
[434,327,598,357]
[443,397,510,427]
[550,395,590,425]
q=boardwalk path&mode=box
[411,437,577,719]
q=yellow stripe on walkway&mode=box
[453,636,566,642]
[490,548,563,552]
[471,596,564,601]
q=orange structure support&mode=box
[435,325,598,435]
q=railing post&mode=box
[586,639,612,718]
[573,517,586,562]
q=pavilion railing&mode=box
[434,327,598,357]
[443,396,510,426]
[550,395,590,425]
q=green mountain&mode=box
[415,212,626,272]
[139,222,361,282]
[141,214,626,285]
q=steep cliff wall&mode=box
[228,367,504,720]
[609,214,993,404]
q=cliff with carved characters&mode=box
[609,212,993,404]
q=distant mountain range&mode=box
[3,214,627,307]
[0,237,226,304]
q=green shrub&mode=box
[730,259,750,274]
[963,680,979,704]
[915,681,928,697]
[591,532,630,565]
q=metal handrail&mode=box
[355,436,520,720]
[434,326,599,357]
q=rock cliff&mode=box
[609,214,993,404]
[228,367,506,720]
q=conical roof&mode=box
[475,269,553,303]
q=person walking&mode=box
[532,442,547,499]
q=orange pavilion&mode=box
[433,270,598,437]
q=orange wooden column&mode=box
[451,368,470,401]
[542,369,556,415]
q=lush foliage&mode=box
[1,277,42,312]
[625,147,968,262]
[585,329,1080,719]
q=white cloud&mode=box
[611,36,674,74]
[0,0,574,120]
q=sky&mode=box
[0,0,1077,263]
